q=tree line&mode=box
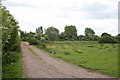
[20,25,119,44]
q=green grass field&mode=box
[40,41,118,77]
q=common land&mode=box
[38,41,118,77]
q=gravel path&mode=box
[21,42,111,78]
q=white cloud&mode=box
[3,0,119,36]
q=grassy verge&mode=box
[2,51,24,78]
[38,41,118,77]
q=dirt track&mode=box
[21,42,111,78]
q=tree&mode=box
[101,32,111,37]
[64,25,77,40]
[78,35,85,41]
[84,28,95,40]
[115,34,120,43]
[27,31,36,38]
[85,28,95,37]
[36,26,43,40]
[93,35,100,41]
[20,31,28,41]
[59,32,68,41]
[45,27,59,41]
[28,37,38,45]
[98,36,117,43]
[99,33,117,43]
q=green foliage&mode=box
[3,27,20,52]
[2,6,17,49]
[78,35,86,41]
[27,32,36,40]
[85,28,95,36]
[20,31,28,41]
[20,31,36,42]
[84,28,96,41]
[64,25,77,40]
[2,6,20,52]
[45,26,59,41]
[115,34,120,43]
[36,26,43,40]
[28,37,38,45]
[101,32,111,37]
[2,52,19,65]
[59,32,68,41]
[99,35,117,43]
[93,35,100,41]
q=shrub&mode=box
[2,52,20,65]
[98,36,117,43]
[28,37,38,45]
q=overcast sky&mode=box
[3,0,119,36]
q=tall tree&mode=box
[64,25,77,40]
[36,26,43,40]
[20,31,28,41]
[85,28,95,37]
[59,32,70,41]
[84,28,95,40]
[45,26,59,41]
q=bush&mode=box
[2,51,23,78]
[13,34,21,52]
[28,37,38,45]
[2,52,20,65]
[98,36,117,43]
